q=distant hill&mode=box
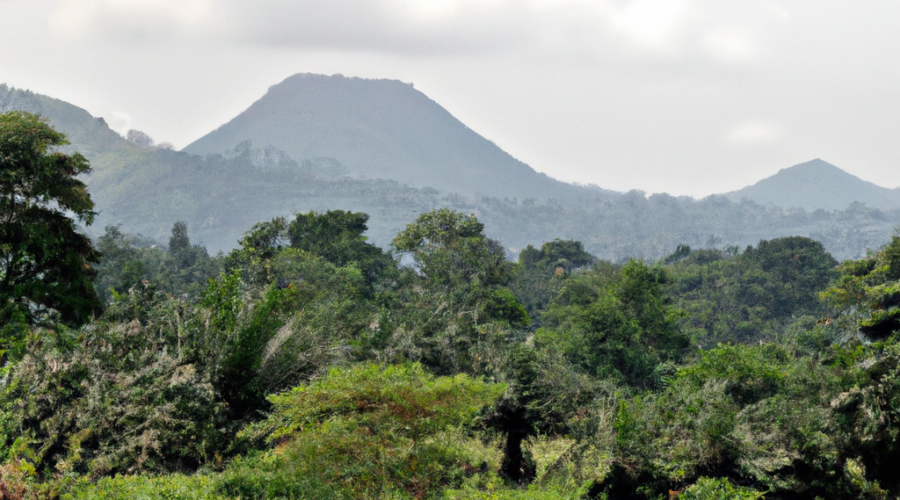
[0,84,139,159]
[3,82,899,261]
[183,73,595,202]
[724,159,900,211]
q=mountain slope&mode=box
[183,73,591,201]
[0,84,137,159]
[724,159,900,211]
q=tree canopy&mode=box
[0,111,100,333]
[6,186,900,499]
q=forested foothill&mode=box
[5,111,900,499]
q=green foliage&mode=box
[222,364,506,499]
[223,217,290,286]
[611,379,741,491]
[0,321,225,479]
[486,344,604,484]
[740,237,838,319]
[666,237,837,345]
[227,211,394,291]
[664,244,692,264]
[163,222,221,294]
[93,226,161,302]
[679,477,765,500]
[442,487,582,500]
[518,240,594,272]
[254,249,372,393]
[289,210,392,285]
[586,339,900,498]
[195,251,370,416]
[93,224,221,305]
[392,209,511,292]
[540,260,689,387]
[247,363,504,446]
[0,243,377,483]
[0,111,101,331]
[386,209,522,374]
[677,343,790,405]
[63,474,229,500]
[9,198,900,500]
[822,235,900,340]
[510,239,594,327]
[481,288,531,329]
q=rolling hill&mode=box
[724,158,900,211]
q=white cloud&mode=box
[724,120,785,147]
[611,0,690,53]
[704,28,757,63]
[765,3,792,22]
[106,111,132,136]
[51,0,213,39]
[44,0,775,64]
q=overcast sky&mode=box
[2,0,899,196]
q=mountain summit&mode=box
[724,159,900,211]
[183,73,588,201]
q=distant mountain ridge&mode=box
[2,81,899,261]
[183,73,594,202]
[724,159,900,211]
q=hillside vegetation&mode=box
[7,110,900,498]
[79,137,900,260]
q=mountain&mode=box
[183,73,593,202]
[3,82,899,260]
[724,159,900,211]
[0,84,138,159]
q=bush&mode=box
[221,363,506,499]
[679,477,765,500]
[677,343,790,405]
[0,322,223,479]
[62,474,229,500]
[611,379,740,490]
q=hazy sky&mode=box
[2,0,899,196]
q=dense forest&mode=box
[4,111,900,499]
[82,138,900,262]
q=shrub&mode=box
[677,343,790,405]
[0,322,223,479]
[679,477,765,500]
[221,363,506,499]
[62,474,229,500]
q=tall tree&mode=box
[511,239,595,325]
[289,210,392,285]
[392,208,512,294]
[0,111,101,329]
[389,209,523,373]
